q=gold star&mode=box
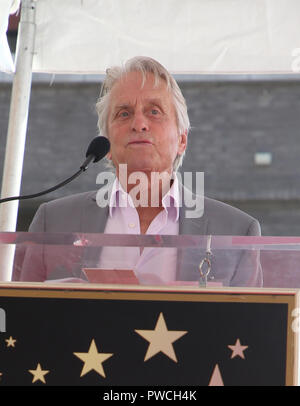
[28,363,49,384]
[135,312,187,362]
[228,338,248,359]
[5,336,16,347]
[73,339,113,378]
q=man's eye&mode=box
[118,111,129,118]
[151,109,160,115]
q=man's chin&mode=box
[115,162,172,176]
[123,163,156,173]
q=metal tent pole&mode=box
[0,0,36,280]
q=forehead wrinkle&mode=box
[120,70,165,90]
[113,97,170,111]
[111,73,169,101]
[108,73,174,118]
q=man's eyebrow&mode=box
[113,98,165,109]
[113,103,131,111]
[145,98,165,106]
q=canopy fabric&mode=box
[1,0,300,75]
[0,0,20,73]
[31,0,300,74]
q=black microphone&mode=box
[80,136,110,170]
[0,136,110,204]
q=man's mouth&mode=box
[127,140,153,145]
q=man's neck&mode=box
[117,168,174,209]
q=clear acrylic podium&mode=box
[0,232,299,386]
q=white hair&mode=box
[95,56,190,171]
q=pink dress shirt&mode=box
[98,176,180,285]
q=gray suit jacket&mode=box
[15,184,262,286]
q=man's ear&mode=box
[178,130,188,155]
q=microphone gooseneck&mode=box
[0,137,110,204]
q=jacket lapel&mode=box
[81,191,109,233]
[80,184,112,270]
[177,185,208,281]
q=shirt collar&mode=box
[161,174,180,222]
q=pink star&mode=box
[228,338,248,359]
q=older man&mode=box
[15,56,262,286]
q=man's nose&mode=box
[131,112,149,132]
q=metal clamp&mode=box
[198,235,212,286]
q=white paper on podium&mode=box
[0,0,20,74]
[31,0,300,74]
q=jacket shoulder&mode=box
[44,190,97,209]
[29,191,98,232]
[204,196,261,236]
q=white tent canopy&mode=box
[2,0,300,75]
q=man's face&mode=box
[106,71,187,175]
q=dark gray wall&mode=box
[1,78,300,235]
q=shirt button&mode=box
[129,223,136,228]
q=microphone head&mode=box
[85,136,110,162]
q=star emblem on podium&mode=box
[28,363,49,384]
[228,338,248,359]
[5,336,17,348]
[135,312,187,362]
[73,339,113,378]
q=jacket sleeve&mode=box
[12,207,46,282]
[28,203,46,232]
[230,219,263,287]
